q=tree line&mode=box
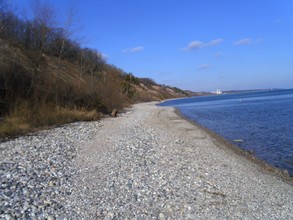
[0,1,188,137]
[1,1,160,115]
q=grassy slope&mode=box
[0,40,196,138]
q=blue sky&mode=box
[11,0,293,91]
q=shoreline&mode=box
[1,101,292,219]
[173,107,293,185]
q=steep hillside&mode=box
[0,39,196,137]
[0,4,199,137]
[0,38,192,108]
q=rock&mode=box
[159,213,165,220]
[105,212,114,220]
[4,214,15,220]
[0,120,102,219]
[47,215,55,220]
[111,109,118,117]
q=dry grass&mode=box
[0,102,101,138]
[0,116,30,137]
[50,106,100,124]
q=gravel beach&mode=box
[1,102,292,219]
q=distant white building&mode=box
[212,89,223,95]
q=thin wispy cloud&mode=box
[233,38,264,46]
[184,41,204,50]
[198,64,212,69]
[233,38,252,46]
[205,39,224,47]
[131,46,144,52]
[123,46,144,53]
[182,38,223,50]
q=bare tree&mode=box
[54,5,79,105]
[88,50,105,89]
[0,16,4,34]
[23,0,56,102]
[0,0,9,37]
[79,48,87,77]
[25,0,55,73]
[0,0,7,32]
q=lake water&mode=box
[159,89,293,175]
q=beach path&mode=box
[71,102,293,219]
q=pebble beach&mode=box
[1,102,292,219]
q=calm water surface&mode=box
[160,89,293,175]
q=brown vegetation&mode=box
[0,1,195,138]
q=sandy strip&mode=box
[71,102,293,219]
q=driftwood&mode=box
[111,108,118,117]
